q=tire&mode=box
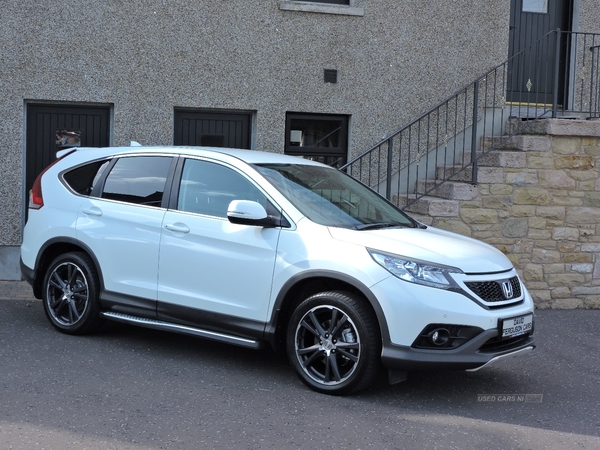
[42,252,103,335]
[286,291,381,395]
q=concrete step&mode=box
[416,180,479,201]
[481,135,551,152]
[398,195,460,217]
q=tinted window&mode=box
[101,156,172,206]
[178,159,268,217]
[254,163,415,229]
[63,160,110,196]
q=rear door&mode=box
[76,155,175,311]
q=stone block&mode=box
[550,287,571,298]
[548,273,586,287]
[554,155,594,170]
[523,264,543,281]
[583,296,600,308]
[552,227,579,241]
[538,170,576,189]
[570,263,593,273]
[583,192,600,207]
[505,169,538,186]
[563,253,593,263]
[552,137,581,154]
[535,206,565,220]
[511,205,536,217]
[502,217,528,237]
[460,208,498,224]
[550,298,584,309]
[531,249,560,264]
[566,207,600,225]
[513,188,552,205]
[489,184,513,195]
[434,220,472,237]
[527,155,555,169]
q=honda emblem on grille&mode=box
[501,281,514,299]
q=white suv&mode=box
[20,146,535,394]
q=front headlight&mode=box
[368,249,462,290]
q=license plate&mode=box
[501,314,533,338]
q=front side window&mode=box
[254,163,415,229]
[177,159,269,218]
[101,156,172,206]
[285,113,348,169]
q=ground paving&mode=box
[0,280,36,301]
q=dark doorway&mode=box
[25,103,111,201]
[507,0,573,106]
[174,110,251,149]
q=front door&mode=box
[507,0,573,106]
[157,158,280,332]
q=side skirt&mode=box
[100,311,263,350]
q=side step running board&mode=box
[101,311,263,350]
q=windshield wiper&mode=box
[355,222,405,231]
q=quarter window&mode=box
[63,160,110,196]
[101,156,173,206]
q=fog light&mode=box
[428,328,450,346]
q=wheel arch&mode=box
[264,270,390,352]
[31,237,104,299]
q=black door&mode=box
[25,103,111,199]
[507,0,572,106]
[174,110,251,149]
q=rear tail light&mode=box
[29,150,77,210]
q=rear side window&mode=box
[63,160,110,196]
[101,156,172,207]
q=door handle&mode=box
[165,223,190,234]
[82,207,102,216]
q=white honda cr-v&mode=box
[21,146,535,395]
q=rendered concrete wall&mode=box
[0,0,511,278]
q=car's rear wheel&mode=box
[287,291,381,395]
[42,252,103,335]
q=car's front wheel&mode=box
[287,291,381,395]
[42,252,103,335]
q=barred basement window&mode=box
[285,112,349,169]
[279,1,364,16]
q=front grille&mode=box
[465,276,522,303]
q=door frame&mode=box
[507,0,574,107]
[23,101,112,224]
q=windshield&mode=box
[253,163,416,229]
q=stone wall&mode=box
[421,119,600,309]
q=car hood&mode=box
[328,225,513,274]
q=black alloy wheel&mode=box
[42,252,103,335]
[287,291,381,395]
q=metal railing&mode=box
[341,30,600,209]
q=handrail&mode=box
[341,30,600,210]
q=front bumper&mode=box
[381,327,535,371]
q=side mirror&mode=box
[227,200,277,227]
